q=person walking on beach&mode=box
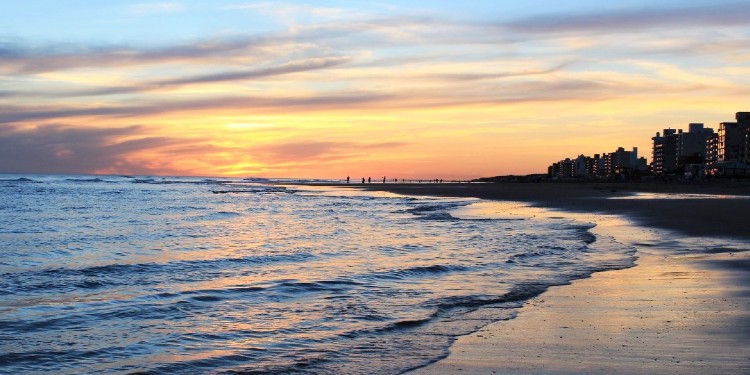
[346,176,350,184]
[383,176,386,183]
[368,177,371,183]
[362,177,365,184]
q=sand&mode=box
[342,181,750,374]
[358,181,750,240]
[409,250,750,374]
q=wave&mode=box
[131,177,237,185]
[373,317,433,333]
[131,178,178,184]
[405,201,469,214]
[0,177,41,183]
[143,277,365,308]
[425,282,551,316]
[211,186,288,194]
[64,178,108,183]
[192,211,243,221]
[1,253,316,294]
[369,264,470,281]
[416,212,457,221]
[0,174,644,375]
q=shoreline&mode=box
[352,181,750,240]
[333,182,750,374]
[408,246,750,374]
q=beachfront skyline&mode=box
[2,1,749,179]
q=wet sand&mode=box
[347,181,750,374]
[358,181,750,240]
[409,249,750,374]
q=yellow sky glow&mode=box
[2,2,749,178]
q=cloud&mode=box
[422,62,572,82]
[0,92,395,123]
[1,95,380,124]
[253,141,408,163]
[163,56,352,85]
[3,3,747,76]
[66,55,353,96]
[503,2,750,35]
[0,125,182,174]
[630,36,750,57]
[0,15,470,75]
[0,37,264,74]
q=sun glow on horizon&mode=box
[1,1,748,179]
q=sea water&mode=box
[0,175,635,374]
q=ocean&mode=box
[0,175,636,374]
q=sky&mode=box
[1,1,749,179]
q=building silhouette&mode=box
[652,123,715,176]
[718,112,750,163]
[649,112,749,177]
[548,147,646,179]
[546,111,749,180]
[712,112,750,176]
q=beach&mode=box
[7,175,641,374]
[3,176,749,373]
[358,181,750,239]
[353,181,750,374]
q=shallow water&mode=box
[0,175,636,374]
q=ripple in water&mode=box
[0,175,635,374]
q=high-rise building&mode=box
[652,129,677,175]
[719,121,741,162]
[718,112,750,163]
[678,123,714,168]
[712,112,750,176]
[548,148,644,179]
[738,112,750,164]
[705,133,719,169]
[651,124,714,175]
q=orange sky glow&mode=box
[2,1,749,179]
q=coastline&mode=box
[355,181,750,240]
[344,181,750,374]
[408,247,750,374]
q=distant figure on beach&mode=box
[346,176,350,184]
[383,176,386,183]
[368,177,371,183]
[362,177,365,184]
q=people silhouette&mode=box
[346,176,350,184]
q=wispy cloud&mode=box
[503,2,750,34]
[0,92,395,123]
[53,55,354,97]
[420,62,572,82]
[0,16,499,74]
[252,140,408,163]
[2,2,748,177]
[0,37,264,74]
[0,124,182,174]
[151,55,352,86]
